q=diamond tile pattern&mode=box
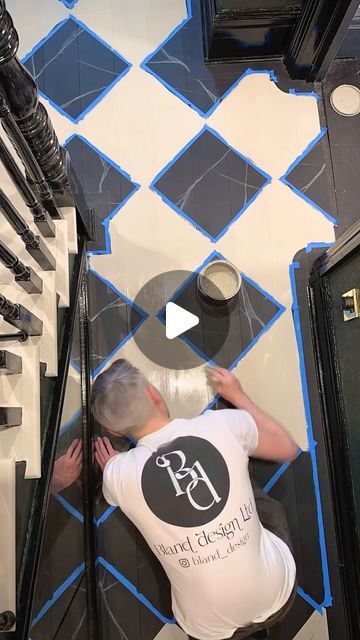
[65,135,138,253]
[97,564,166,640]
[143,0,257,117]
[71,271,146,375]
[282,130,337,224]
[32,570,87,638]
[152,127,269,241]
[23,0,338,636]
[23,16,130,122]
[160,252,284,369]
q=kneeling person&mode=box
[92,360,297,640]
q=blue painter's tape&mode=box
[288,88,321,101]
[140,0,279,118]
[64,133,138,185]
[280,128,338,226]
[282,128,328,179]
[96,505,117,527]
[289,260,332,609]
[32,562,85,627]
[306,242,333,254]
[297,587,324,614]
[150,125,271,242]
[157,250,285,372]
[263,448,302,494]
[84,267,148,378]
[64,133,140,256]
[59,0,78,8]
[54,493,84,523]
[98,556,176,624]
[21,15,132,124]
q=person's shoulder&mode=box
[104,447,136,475]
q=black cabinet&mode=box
[201,0,360,80]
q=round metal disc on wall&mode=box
[330,84,360,117]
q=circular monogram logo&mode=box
[141,436,230,527]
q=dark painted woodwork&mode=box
[292,249,352,640]
[0,188,56,271]
[0,407,21,428]
[0,138,55,238]
[285,0,360,79]
[337,5,360,56]
[0,350,22,374]
[79,271,100,640]
[202,0,302,61]
[16,242,86,640]
[217,0,303,10]
[0,240,43,294]
[321,59,360,236]
[0,294,43,335]
[202,0,359,80]
[309,223,360,638]
[0,0,70,204]
[0,95,61,220]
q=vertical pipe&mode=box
[79,268,99,640]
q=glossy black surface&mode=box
[218,0,303,11]
[285,0,359,79]
[322,59,360,235]
[0,137,55,237]
[0,0,68,194]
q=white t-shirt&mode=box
[103,410,296,640]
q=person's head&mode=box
[90,359,169,438]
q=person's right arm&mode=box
[207,367,299,462]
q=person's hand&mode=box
[94,437,119,472]
[206,367,249,408]
[51,439,82,494]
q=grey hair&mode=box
[90,359,154,434]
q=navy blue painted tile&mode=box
[268,594,314,639]
[23,16,130,122]
[32,570,87,639]
[160,252,284,369]
[282,130,337,224]
[142,0,274,117]
[71,271,147,376]
[152,127,269,241]
[65,135,138,253]
[269,453,325,608]
[98,562,168,639]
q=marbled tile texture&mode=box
[8,0,339,638]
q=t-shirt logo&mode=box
[141,436,230,527]
[156,450,221,512]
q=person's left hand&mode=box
[51,439,83,494]
[95,437,119,472]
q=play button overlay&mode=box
[130,269,231,371]
[165,302,199,339]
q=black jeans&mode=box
[188,480,297,640]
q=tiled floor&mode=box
[8,0,347,638]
